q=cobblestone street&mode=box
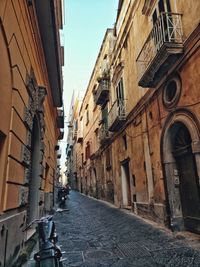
[53,191,200,267]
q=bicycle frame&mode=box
[24,216,63,267]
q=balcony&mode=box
[136,12,183,88]
[108,99,126,132]
[99,124,110,145]
[77,128,83,143]
[58,129,64,140]
[94,79,110,106]
[73,129,77,140]
[56,108,64,128]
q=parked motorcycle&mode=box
[57,188,68,208]
[24,216,65,267]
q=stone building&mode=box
[67,29,116,200]
[69,0,200,234]
[0,0,64,265]
[66,91,83,190]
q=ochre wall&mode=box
[0,1,61,265]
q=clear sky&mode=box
[60,0,118,167]
[62,0,118,119]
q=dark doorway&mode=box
[172,123,200,232]
[28,116,41,223]
[121,160,131,207]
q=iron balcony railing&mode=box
[94,79,110,105]
[136,12,183,84]
[77,128,83,143]
[99,124,110,144]
[108,99,126,131]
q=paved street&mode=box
[53,191,200,267]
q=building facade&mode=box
[66,92,84,190]
[0,0,64,265]
[69,0,200,234]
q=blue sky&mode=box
[62,0,119,119]
[60,0,118,167]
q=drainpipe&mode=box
[144,107,154,202]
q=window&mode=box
[0,131,5,152]
[116,78,124,103]
[115,78,126,118]
[81,153,84,166]
[95,128,99,148]
[132,174,136,187]
[122,135,127,150]
[152,0,171,24]
[163,75,181,109]
[86,110,89,125]
[44,163,50,191]
[85,142,90,160]
[152,0,172,46]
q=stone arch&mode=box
[161,109,200,232]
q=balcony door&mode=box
[116,78,125,117]
[152,0,171,24]
[152,0,172,47]
[116,78,124,103]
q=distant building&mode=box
[66,91,83,190]
[70,0,200,234]
[0,0,64,265]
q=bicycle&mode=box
[23,216,64,267]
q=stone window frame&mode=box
[162,74,182,110]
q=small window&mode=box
[132,175,136,187]
[86,110,89,125]
[85,142,90,160]
[81,153,84,166]
[0,131,6,152]
[163,75,181,109]
[122,135,127,150]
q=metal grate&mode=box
[117,242,151,258]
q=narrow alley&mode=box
[54,191,200,267]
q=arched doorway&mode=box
[28,116,41,223]
[162,111,200,233]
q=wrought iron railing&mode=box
[136,12,183,82]
[108,99,126,128]
[94,79,110,103]
[99,124,110,143]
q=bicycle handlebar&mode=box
[22,215,53,232]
